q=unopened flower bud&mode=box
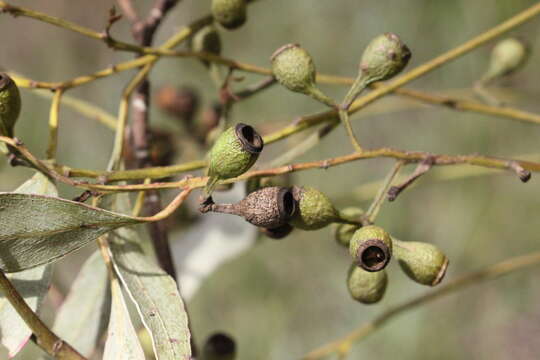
[359,33,411,83]
[481,38,529,84]
[260,223,294,240]
[393,239,449,286]
[271,44,335,107]
[204,123,263,197]
[332,207,364,247]
[155,86,199,124]
[349,225,392,272]
[347,264,388,304]
[203,186,296,228]
[211,0,247,30]
[203,332,236,360]
[290,186,340,230]
[0,73,21,138]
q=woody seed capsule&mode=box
[211,0,247,30]
[481,38,529,84]
[347,264,388,304]
[0,73,21,138]
[349,225,393,272]
[393,239,449,286]
[290,186,340,230]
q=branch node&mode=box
[388,156,435,201]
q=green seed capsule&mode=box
[347,264,388,304]
[205,123,263,197]
[202,332,236,360]
[393,239,449,286]
[482,38,529,83]
[211,0,247,30]
[349,225,392,272]
[203,186,296,228]
[0,73,21,138]
[190,25,222,67]
[290,186,339,230]
[271,44,335,107]
[359,33,411,83]
[332,207,364,248]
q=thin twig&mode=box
[365,161,404,223]
[46,89,63,160]
[0,271,86,360]
[303,251,540,359]
[388,156,435,201]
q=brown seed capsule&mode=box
[203,332,236,360]
[155,86,199,123]
[393,239,449,286]
[260,223,294,240]
[202,186,296,228]
[349,225,392,272]
[347,264,388,304]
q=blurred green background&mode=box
[2,0,540,359]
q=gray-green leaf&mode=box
[110,225,192,360]
[0,193,142,272]
[103,275,145,360]
[50,250,111,358]
[0,173,56,357]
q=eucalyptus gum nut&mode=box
[483,38,529,82]
[190,25,222,67]
[203,332,236,360]
[211,0,247,30]
[347,264,388,304]
[332,207,364,248]
[0,73,21,138]
[271,44,317,94]
[349,225,392,272]
[290,186,339,231]
[260,223,294,240]
[207,123,263,181]
[393,239,449,286]
[208,186,296,228]
[359,33,411,83]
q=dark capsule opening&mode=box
[204,332,236,357]
[277,187,296,220]
[235,123,264,154]
[356,239,391,272]
[0,73,11,91]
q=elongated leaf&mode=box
[103,275,145,360]
[48,250,110,358]
[0,193,142,272]
[110,225,192,360]
[0,173,56,358]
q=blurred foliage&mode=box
[1,0,540,359]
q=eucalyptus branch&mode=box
[0,271,86,360]
[46,89,64,160]
[303,251,540,360]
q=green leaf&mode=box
[0,173,56,358]
[103,275,145,360]
[49,250,111,358]
[0,193,142,272]
[110,225,192,360]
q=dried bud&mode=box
[260,223,294,240]
[271,44,335,107]
[211,0,247,30]
[0,73,21,138]
[155,86,199,123]
[205,123,263,196]
[290,186,339,230]
[202,332,236,360]
[347,264,388,304]
[190,24,222,66]
[349,225,392,272]
[482,38,529,83]
[359,33,411,83]
[393,239,449,286]
[332,207,364,248]
[204,186,296,228]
